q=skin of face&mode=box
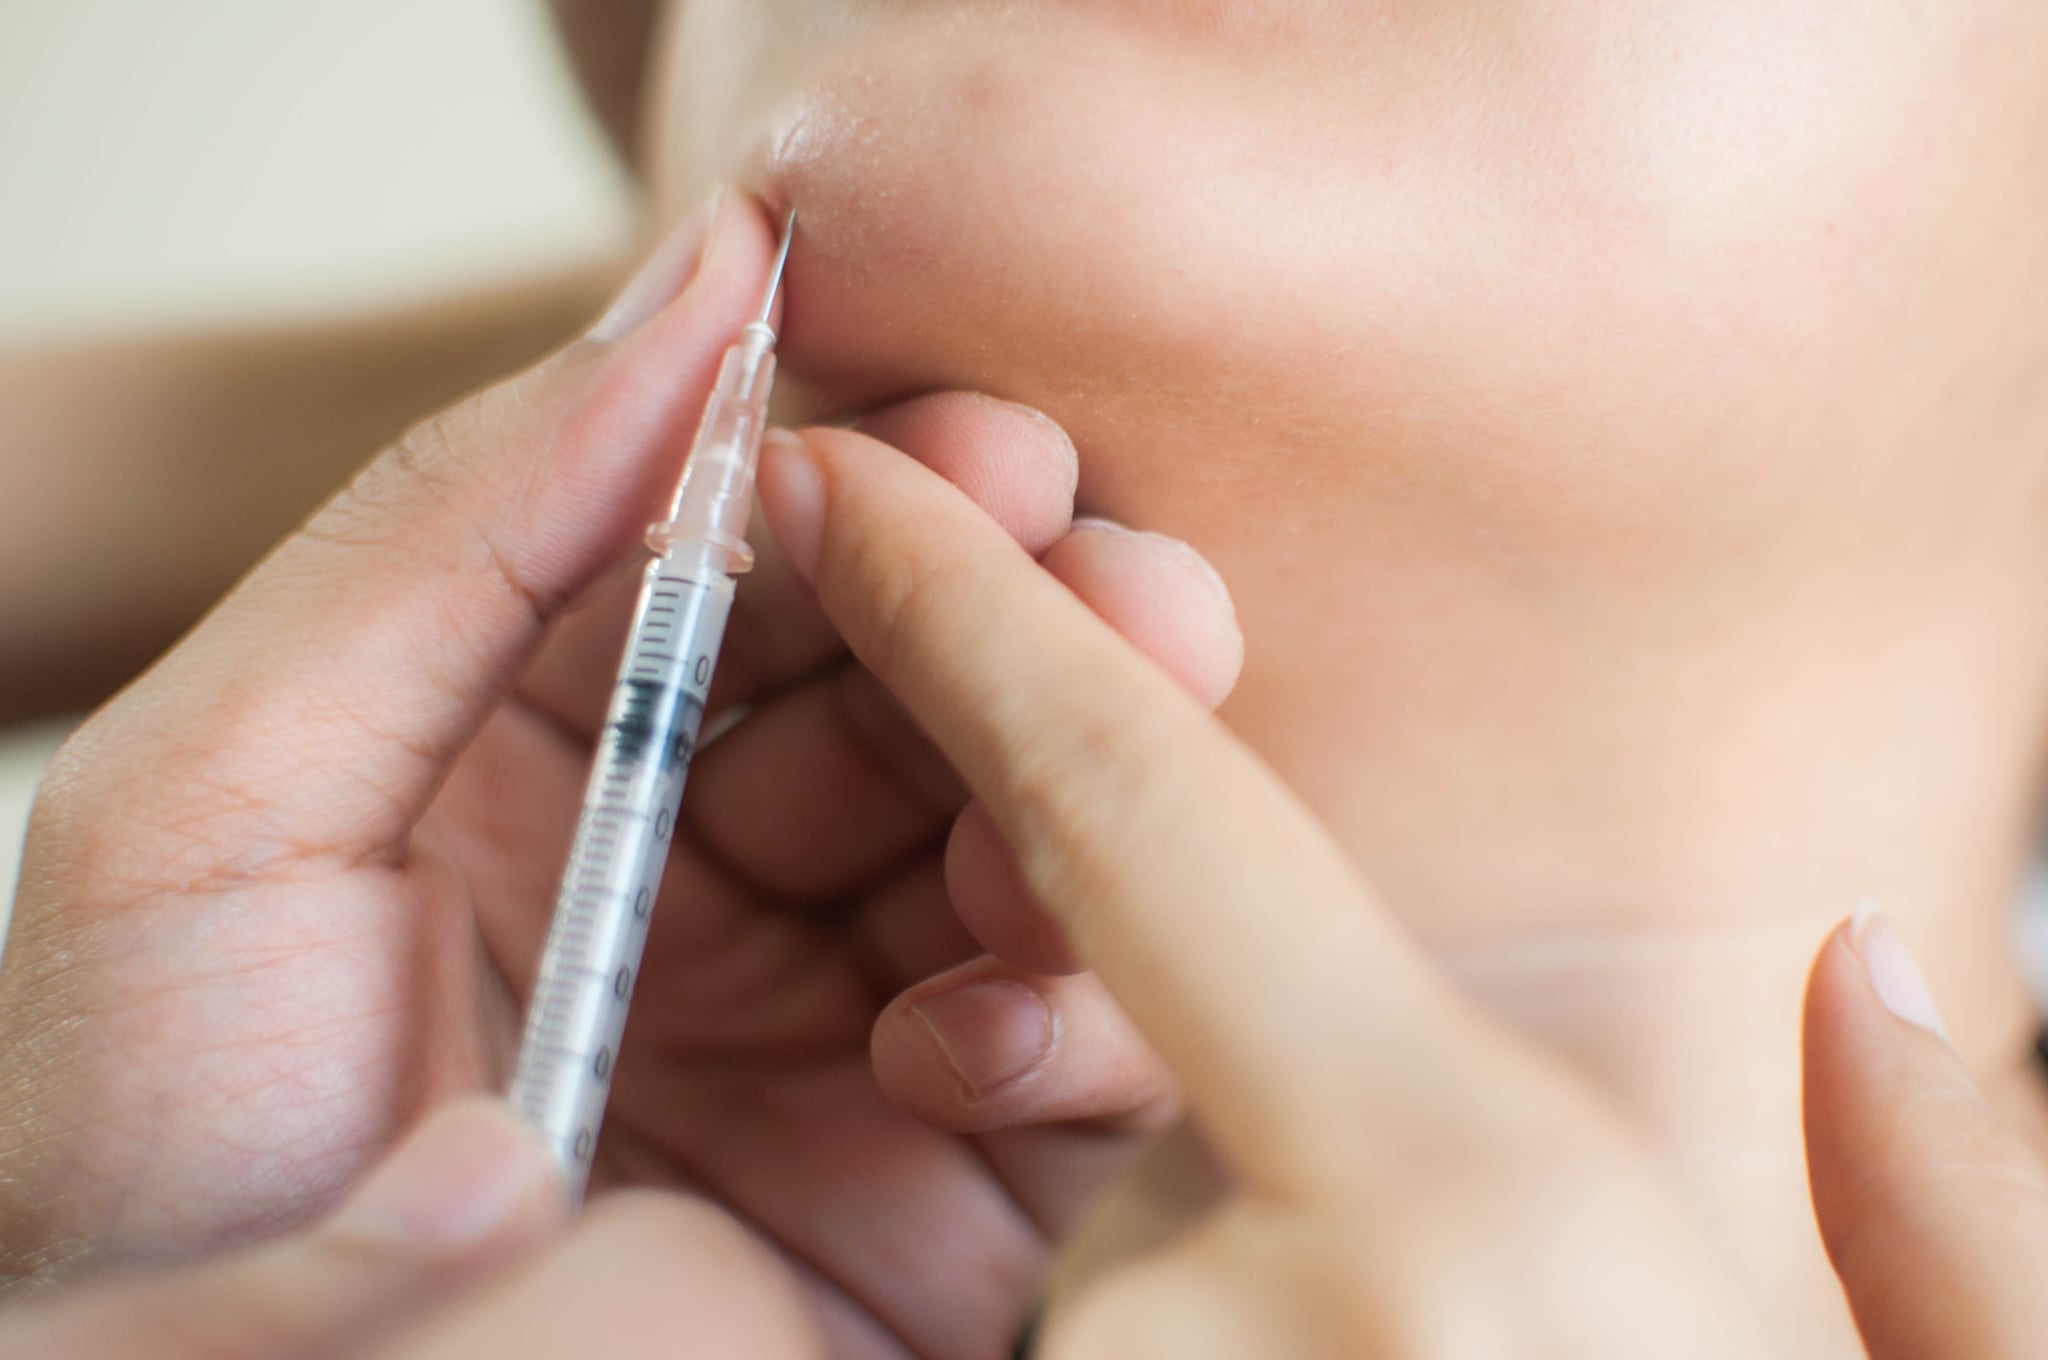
[641,0,2048,1349]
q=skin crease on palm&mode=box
[645,0,2048,1351]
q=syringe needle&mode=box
[756,210,797,332]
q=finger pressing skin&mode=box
[757,425,1470,1187]
[1804,909,2048,1360]
[505,394,1078,998]
[671,392,1078,900]
[517,389,1078,746]
[854,391,1079,547]
[712,390,1075,716]
[872,955,1180,1136]
[948,518,1247,974]
[373,1192,822,1360]
[0,1101,565,1360]
[1040,520,1245,711]
[49,199,778,880]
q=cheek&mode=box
[754,21,1328,399]
[673,4,2048,593]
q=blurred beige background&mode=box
[0,0,634,339]
[0,0,637,905]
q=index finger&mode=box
[516,390,1078,741]
[758,426,1481,1184]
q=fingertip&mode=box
[874,960,1181,1137]
[1800,915,1864,1063]
[585,187,727,344]
[565,192,781,505]
[1849,904,1953,1042]
[1043,521,1243,709]
[875,971,1059,1130]
[576,192,780,432]
[1803,911,1981,1242]
[853,391,1078,555]
[625,192,778,351]
[1805,908,1957,1071]
[871,985,1021,1134]
[1803,910,2048,1358]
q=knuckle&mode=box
[295,409,466,567]
[310,396,557,630]
[846,535,947,687]
[812,427,976,686]
[392,404,466,483]
[24,716,106,836]
[369,405,472,518]
[1000,699,1186,903]
[17,712,182,893]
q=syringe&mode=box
[509,211,796,1203]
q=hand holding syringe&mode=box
[0,193,1233,1355]
[507,214,796,1199]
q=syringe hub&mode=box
[645,210,796,578]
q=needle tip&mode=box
[757,210,797,331]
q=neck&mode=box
[1445,906,2038,1351]
[1199,497,2048,1353]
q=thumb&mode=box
[72,192,778,868]
[1,1099,568,1359]
[1803,907,2048,1360]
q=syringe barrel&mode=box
[509,560,734,1200]
[649,330,776,576]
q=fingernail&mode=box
[588,186,732,341]
[1849,903,1951,1042]
[331,1100,564,1249]
[760,428,824,577]
[913,979,1057,1100]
